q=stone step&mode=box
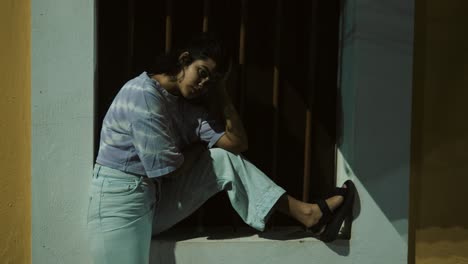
[150,226,354,264]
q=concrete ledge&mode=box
[149,150,407,264]
[150,227,354,264]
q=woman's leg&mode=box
[151,148,345,235]
[152,148,286,235]
[87,165,156,264]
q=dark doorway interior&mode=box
[95,0,341,230]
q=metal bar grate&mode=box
[303,110,312,202]
[96,0,340,229]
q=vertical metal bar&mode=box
[308,2,340,198]
[238,0,247,117]
[272,69,280,108]
[127,0,135,77]
[303,0,318,203]
[264,0,282,231]
[224,0,248,233]
[239,0,246,65]
[272,0,282,183]
[165,0,173,53]
[303,110,312,202]
[408,2,427,261]
[203,0,209,32]
[271,67,280,182]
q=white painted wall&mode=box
[32,0,94,263]
[339,0,413,244]
[30,0,412,262]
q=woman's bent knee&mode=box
[208,148,232,161]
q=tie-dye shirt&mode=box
[96,72,225,178]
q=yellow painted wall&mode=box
[0,0,31,263]
[411,1,468,263]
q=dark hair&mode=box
[150,33,229,80]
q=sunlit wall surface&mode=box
[0,0,31,263]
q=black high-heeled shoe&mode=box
[308,186,348,234]
[319,180,356,242]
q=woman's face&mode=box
[176,55,217,99]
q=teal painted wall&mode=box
[339,0,413,242]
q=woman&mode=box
[87,33,355,264]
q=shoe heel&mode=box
[320,180,356,242]
[339,213,353,240]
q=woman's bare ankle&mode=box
[275,195,319,227]
[274,193,345,228]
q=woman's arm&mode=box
[214,82,248,154]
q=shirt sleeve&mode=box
[198,113,226,148]
[130,95,184,178]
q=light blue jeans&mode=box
[87,148,286,264]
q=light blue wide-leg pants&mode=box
[87,148,286,264]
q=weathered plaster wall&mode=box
[339,0,413,243]
[411,1,468,263]
[31,0,94,263]
[0,0,31,263]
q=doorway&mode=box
[95,0,341,230]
